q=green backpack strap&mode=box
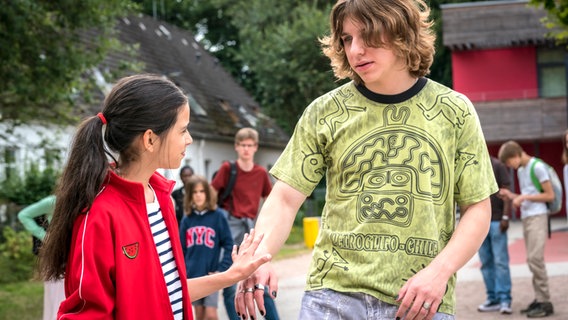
[529,158,543,192]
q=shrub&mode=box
[0,163,59,243]
[0,162,54,283]
[0,163,59,205]
[0,227,37,284]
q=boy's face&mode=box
[341,18,406,93]
[235,138,258,161]
[505,156,521,170]
[180,169,193,185]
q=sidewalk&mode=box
[455,218,568,319]
[219,218,568,319]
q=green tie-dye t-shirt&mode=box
[270,78,497,315]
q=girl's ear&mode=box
[143,129,155,151]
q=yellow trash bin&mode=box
[303,217,320,249]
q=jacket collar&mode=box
[105,170,176,203]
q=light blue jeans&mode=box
[299,289,454,319]
[478,221,512,304]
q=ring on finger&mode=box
[254,283,266,291]
[422,301,432,310]
[245,288,255,293]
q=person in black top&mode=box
[477,156,513,314]
[172,165,194,223]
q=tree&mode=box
[221,1,338,133]
[134,0,243,77]
[429,0,454,88]
[529,0,568,42]
[0,0,137,124]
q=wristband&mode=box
[502,216,509,221]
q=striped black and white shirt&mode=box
[147,196,184,320]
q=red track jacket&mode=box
[58,170,193,319]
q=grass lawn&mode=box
[0,224,312,319]
[0,280,43,320]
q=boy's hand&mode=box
[235,262,279,318]
[229,229,272,282]
[498,188,515,200]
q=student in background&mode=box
[561,129,568,209]
[172,165,194,223]
[499,140,554,317]
[211,127,277,320]
[476,157,513,314]
[18,195,65,320]
[180,175,233,320]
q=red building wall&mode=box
[452,46,566,217]
[452,47,539,102]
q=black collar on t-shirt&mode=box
[355,77,427,104]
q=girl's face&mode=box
[158,103,193,169]
[192,183,207,209]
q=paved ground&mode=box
[219,218,568,319]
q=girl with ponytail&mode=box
[39,74,270,319]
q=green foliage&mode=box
[530,0,568,43]
[0,164,59,205]
[0,0,138,123]
[430,0,453,87]
[0,227,37,284]
[135,0,243,76]
[232,1,340,133]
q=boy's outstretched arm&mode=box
[235,181,307,318]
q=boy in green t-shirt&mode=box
[234,0,497,319]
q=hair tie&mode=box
[97,112,107,125]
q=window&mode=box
[187,93,207,117]
[2,148,17,180]
[537,48,567,98]
[204,159,211,180]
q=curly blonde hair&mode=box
[320,0,436,84]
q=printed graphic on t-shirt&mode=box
[271,81,497,314]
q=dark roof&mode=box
[102,14,289,148]
[441,0,552,50]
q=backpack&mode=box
[529,158,563,215]
[217,161,238,209]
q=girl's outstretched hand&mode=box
[229,229,272,281]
